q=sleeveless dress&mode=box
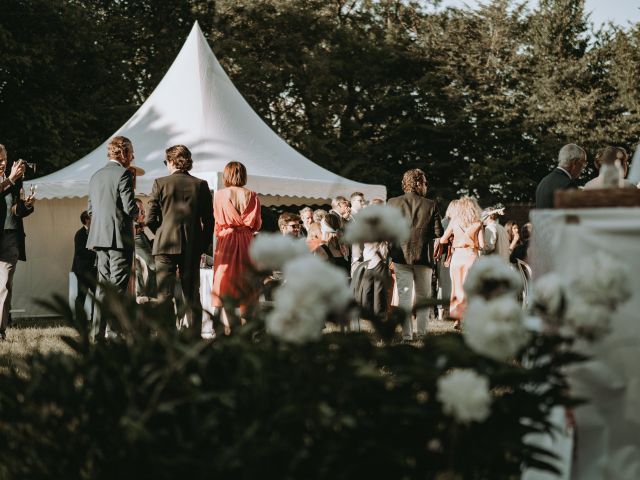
[211,189,261,307]
[449,222,480,320]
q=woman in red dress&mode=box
[212,162,261,332]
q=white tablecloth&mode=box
[531,208,640,480]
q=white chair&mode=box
[516,259,532,309]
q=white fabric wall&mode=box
[13,197,87,316]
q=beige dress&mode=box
[449,222,481,320]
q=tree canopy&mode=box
[1,0,639,204]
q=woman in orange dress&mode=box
[439,196,484,329]
[212,162,261,331]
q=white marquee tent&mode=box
[16,22,385,316]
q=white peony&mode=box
[564,300,611,341]
[463,256,522,301]
[463,297,530,361]
[569,251,632,309]
[530,273,567,326]
[437,369,492,424]
[343,205,410,244]
[249,233,310,271]
[266,256,352,344]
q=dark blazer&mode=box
[387,192,443,266]
[146,171,214,258]
[0,167,34,261]
[71,226,97,276]
[535,168,577,209]
[87,161,138,250]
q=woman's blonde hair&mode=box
[451,196,481,228]
[445,199,458,219]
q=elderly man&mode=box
[299,207,314,237]
[0,146,34,340]
[481,206,510,262]
[388,168,442,341]
[535,144,587,209]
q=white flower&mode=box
[564,300,611,341]
[437,369,491,424]
[266,256,352,344]
[569,251,631,309]
[463,256,522,301]
[531,273,566,325]
[249,233,309,271]
[343,205,409,244]
[463,297,530,361]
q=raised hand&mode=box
[9,161,25,183]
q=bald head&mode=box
[558,144,587,179]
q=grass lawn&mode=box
[0,315,456,366]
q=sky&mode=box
[436,0,640,28]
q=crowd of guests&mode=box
[0,137,634,342]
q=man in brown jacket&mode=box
[146,145,214,333]
[387,169,442,341]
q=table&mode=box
[531,208,640,480]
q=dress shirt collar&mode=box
[557,167,572,179]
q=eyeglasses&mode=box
[286,223,301,229]
[163,160,167,166]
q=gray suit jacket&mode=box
[146,171,214,258]
[87,161,138,250]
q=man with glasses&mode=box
[278,212,302,237]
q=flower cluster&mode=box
[343,205,409,244]
[532,252,631,341]
[265,256,352,344]
[437,369,492,424]
[249,233,310,271]
[463,256,522,300]
[463,296,530,361]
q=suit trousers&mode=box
[155,253,202,333]
[74,269,97,321]
[0,232,19,334]
[394,263,433,339]
[94,248,133,339]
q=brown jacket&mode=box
[387,192,442,267]
[146,171,214,259]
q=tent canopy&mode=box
[27,22,385,203]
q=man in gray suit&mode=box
[147,145,213,334]
[87,136,138,339]
[388,168,443,341]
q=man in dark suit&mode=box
[388,168,443,341]
[535,144,587,209]
[72,210,97,319]
[0,146,34,340]
[147,145,213,333]
[87,136,138,339]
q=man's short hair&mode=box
[80,210,91,225]
[370,198,384,205]
[299,206,313,216]
[107,136,133,161]
[278,212,300,230]
[331,196,348,209]
[557,144,586,169]
[223,161,247,187]
[166,145,193,171]
[401,168,427,193]
[350,191,364,200]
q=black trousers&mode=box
[74,269,97,320]
[155,253,202,333]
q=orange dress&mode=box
[212,189,262,307]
